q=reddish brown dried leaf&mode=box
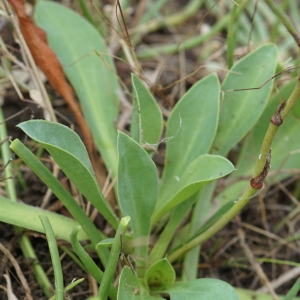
[9,0,94,158]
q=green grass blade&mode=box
[34,1,119,178]
[40,215,64,300]
[17,120,119,229]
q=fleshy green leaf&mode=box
[145,258,175,291]
[117,132,158,275]
[167,278,239,300]
[159,73,220,204]
[153,155,234,222]
[17,120,119,229]
[212,44,278,156]
[117,267,163,300]
[131,74,163,148]
[0,196,88,242]
[35,1,119,178]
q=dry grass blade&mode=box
[0,243,33,300]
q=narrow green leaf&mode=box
[117,267,163,300]
[118,132,158,276]
[34,1,119,178]
[131,74,163,148]
[98,216,131,300]
[159,73,220,204]
[70,227,117,300]
[17,120,119,229]
[10,139,108,264]
[39,215,64,300]
[212,44,278,156]
[167,278,239,300]
[0,197,88,242]
[145,258,176,292]
[153,155,234,222]
[149,195,197,263]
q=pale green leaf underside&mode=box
[154,155,234,221]
[131,74,163,147]
[18,120,119,229]
[118,131,158,238]
[35,1,119,178]
[159,74,220,202]
[212,44,278,156]
[167,278,239,300]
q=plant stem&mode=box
[0,109,53,297]
[136,14,230,59]
[264,0,300,47]
[168,79,300,263]
[40,215,64,300]
[227,1,239,69]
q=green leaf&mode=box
[70,227,117,299]
[149,195,197,263]
[212,44,278,156]
[117,132,158,275]
[219,79,300,205]
[34,1,119,178]
[159,74,220,203]
[0,196,88,242]
[98,216,131,300]
[40,215,64,300]
[153,155,234,222]
[17,120,119,229]
[117,267,164,300]
[167,278,240,300]
[131,74,163,148]
[145,258,175,292]
[10,138,108,264]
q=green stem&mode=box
[40,215,64,300]
[70,227,117,300]
[98,216,130,300]
[136,14,230,59]
[0,109,53,297]
[264,0,300,47]
[168,79,300,263]
[132,0,204,44]
[227,1,239,69]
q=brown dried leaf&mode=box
[8,0,94,158]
